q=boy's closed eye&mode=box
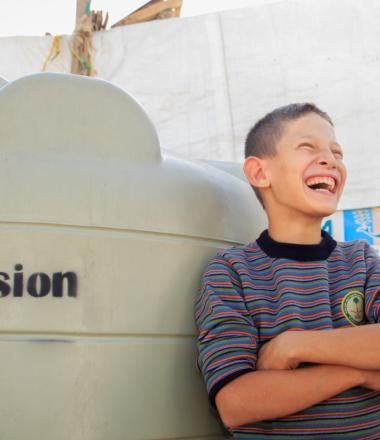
[301,143,314,148]
[332,149,344,159]
[298,143,315,150]
[298,143,344,159]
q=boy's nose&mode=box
[318,158,336,168]
[317,151,337,168]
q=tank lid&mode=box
[0,73,161,162]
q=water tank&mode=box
[0,73,265,440]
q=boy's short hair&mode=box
[244,103,334,206]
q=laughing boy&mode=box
[195,104,380,439]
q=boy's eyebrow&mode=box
[295,135,318,142]
[331,141,343,149]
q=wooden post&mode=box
[75,0,88,28]
[71,0,94,76]
[71,0,108,75]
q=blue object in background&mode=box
[322,219,333,235]
[343,208,374,244]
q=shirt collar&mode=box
[256,229,337,261]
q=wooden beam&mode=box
[112,0,182,27]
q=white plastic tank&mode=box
[0,73,265,440]
[0,76,7,88]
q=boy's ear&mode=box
[243,156,271,189]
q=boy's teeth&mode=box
[306,176,336,192]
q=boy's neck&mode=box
[267,218,324,245]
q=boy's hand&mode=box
[257,331,302,370]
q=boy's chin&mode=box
[309,203,338,219]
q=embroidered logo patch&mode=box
[341,291,365,326]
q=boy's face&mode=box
[263,113,346,220]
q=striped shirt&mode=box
[195,230,380,439]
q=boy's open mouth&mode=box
[305,176,336,194]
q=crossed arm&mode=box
[216,325,380,428]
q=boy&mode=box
[195,103,380,439]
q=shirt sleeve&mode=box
[195,253,258,407]
[364,242,380,323]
